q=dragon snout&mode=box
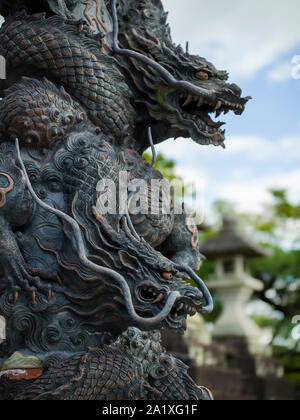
[169,287,203,320]
[184,288,203,305]
[228,83,242,97]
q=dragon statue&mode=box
[0,0,250,400]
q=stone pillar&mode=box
[209,257,272,356]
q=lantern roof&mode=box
[200,216,272,259]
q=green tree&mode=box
[143,153,182,183]
[143,152,192,201]
[271,189,300,219]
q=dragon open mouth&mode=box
[136,283,203,332]
[175,91,251,147]
[170,299,197,318]
[157,298,198,333]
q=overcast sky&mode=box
[157,0,300,218]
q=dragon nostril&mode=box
[229,83,242,97]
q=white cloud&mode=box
[157,133,300,164]
[155,133,300,213]
[227,134,300,166]
[267,60,293,83]
[224,134,300,163]
[216,168,300,212]
[224,135,272,157]
[162,0,300,80]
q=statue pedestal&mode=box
[162,313,292,400]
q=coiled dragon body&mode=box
[0,10,135,144]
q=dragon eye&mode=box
[196,71,209,81]
[162,272,173,281]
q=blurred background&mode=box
[146,0,300,401]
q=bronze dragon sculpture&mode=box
[0,0,250,400]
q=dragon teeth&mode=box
[182,94,193,107]
[215,109,222,118]
[197,96,204,107]
[215,101,222,110]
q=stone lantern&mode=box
[200,216,272,356]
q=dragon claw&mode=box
[12,285,20,304]
[5,263,54,306]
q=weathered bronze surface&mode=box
[0,0,249,400]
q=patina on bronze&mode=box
[0,0,249,400]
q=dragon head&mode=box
[89,211,208,335]
[116,0,251,149]
[59,129,212,336]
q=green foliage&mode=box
[198,258,215,281]
[271,189,300,219]
[143,152,190,199]
[251,315,279,329]
[203,196,300,341]
[204,293,223,324]
[250,247,300,280]
[143,153,181,183]
[240,189,300,245]
[273,346,300,387]
[250,247,300,341]
[213,200,236,217]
